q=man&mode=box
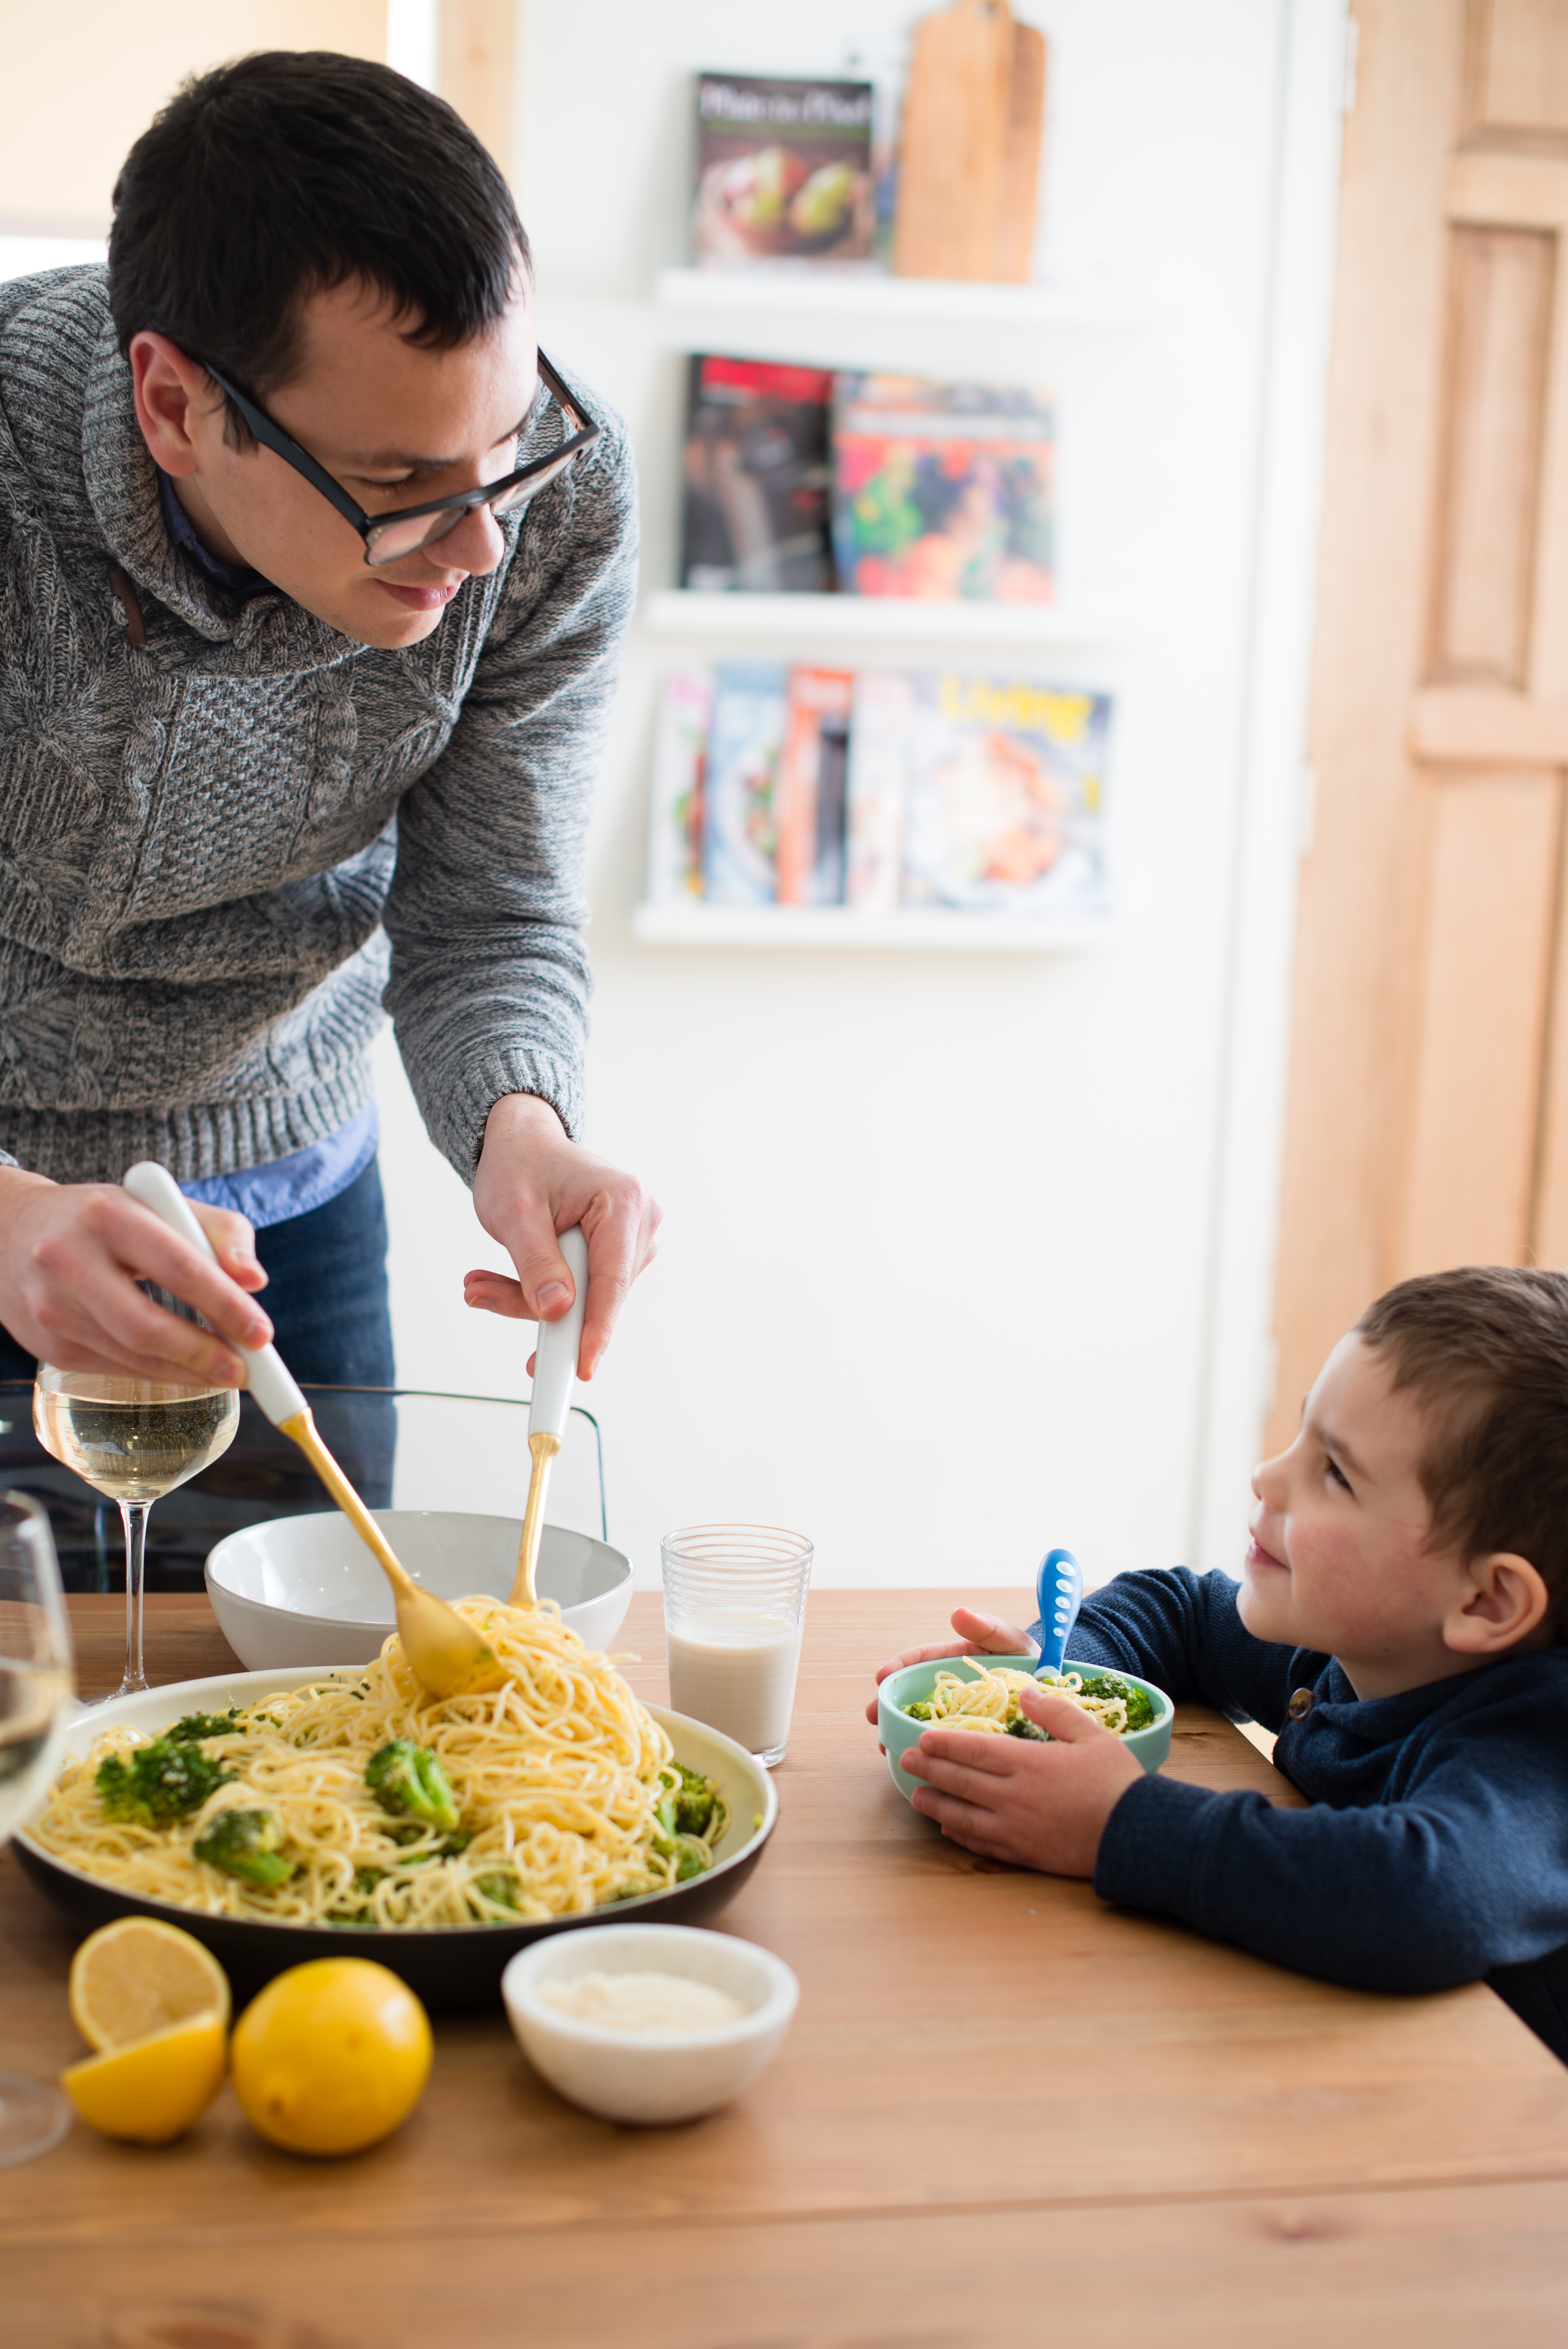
[0,51,658,1393]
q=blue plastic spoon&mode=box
[1034,1547,1083,1677]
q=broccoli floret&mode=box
[97,1735,234,1828]
[364,1740,460,1835]
[193,1806,294,1888]
[353,1865,385,1894]
[903,1698,934,1721]
[168,1709,241,1743]
[1005,1716,1050,1741]
[652,1831,713,1883]
[1074,1672,1158,1733]
[467,1869,522,1915]
[657,1765,718,1839]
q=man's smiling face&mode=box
[132,274,539,650]
[1241,1333,1479,1695]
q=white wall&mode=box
[369,0,1347,1595]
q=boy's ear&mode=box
[1443,1551,1551,1657]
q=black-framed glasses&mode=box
[201,350,601,568]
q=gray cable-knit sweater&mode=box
[0,265,637,1188]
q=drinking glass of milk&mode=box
[660,1525,813,1767]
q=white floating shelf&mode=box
[632,903,1116,952]
[644,590,1126,648]
[655,266,1163,331]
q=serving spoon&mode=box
[122,1162,504,1702]
[1034,1547,1083,1676]
[508,1225,588,1606]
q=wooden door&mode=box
[1268,0,1568,1451]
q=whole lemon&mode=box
[230,1958,432,2157]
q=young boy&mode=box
[869,1266,1568,2058]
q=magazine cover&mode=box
[646,669,713,905]
[681,356,835,593]
[702,663,789,905]
[692,74,875,266]
[830,374,1055,603]
[776,667,853,905]
[845,669,916,913]
[899,672,1112,913]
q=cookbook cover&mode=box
[776,667,854,905]
[646,668,713,905]
[692,73,875,266]
[681,355,835,594]
[899,671,1112,912]
[831,373,1055,603]
[702,663,789,904]
[845,668,916,913]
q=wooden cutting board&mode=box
[893,0,1047,283]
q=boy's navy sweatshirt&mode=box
[1037,1568,1568,2060]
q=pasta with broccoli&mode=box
[901,1662,1158,1741]
[28,1599,728,1927]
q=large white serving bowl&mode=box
[206,1510,634,1669]
[502,1923,799,2125]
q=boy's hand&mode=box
[897,1685,1143,1876]
[863,1607,1036,1727]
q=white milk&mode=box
[665,1611,803,1759]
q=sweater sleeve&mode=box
[1039,1566,1303,1733]
[379,402,639,1180]
[1094,1707,1568,1992]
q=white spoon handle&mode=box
[528,1225,588,1441]
[121,1161,306,1427]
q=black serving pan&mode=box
[15,1671,776,2011]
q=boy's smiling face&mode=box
[1242,1334,1541,1697]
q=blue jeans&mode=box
[0,1154,396,1387]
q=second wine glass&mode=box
[33,1320,239,1697]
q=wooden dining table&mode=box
[5,1588,1568,2348]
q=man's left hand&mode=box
[898,1685,1143,1876]
[464,1093,661,1378]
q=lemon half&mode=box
[69,1916,231,2051]
[62,2011,227,2144]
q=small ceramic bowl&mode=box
[501,1922,799,2125]
[877,1654,1174,1803]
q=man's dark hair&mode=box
[1357,1266,1568,1624]
[108,52,528,444]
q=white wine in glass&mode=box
[33,1368,239,1698]
[0,1489,75,2166]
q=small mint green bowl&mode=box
[877,1656,1174,1804]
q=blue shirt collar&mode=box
[155,467,273,599]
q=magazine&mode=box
[646,669,713,905]
[830,374,1055,602]
[681,355,835,593]
[701,663,789,904]
[692,74,875,266]
[899,672,1112,912]
[845,669,916,912]
[776,667,853,905]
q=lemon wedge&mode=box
[230,1957,432,2157]
[69,1916,231,2051]
[62,2009,227,2144]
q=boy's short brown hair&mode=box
[1357,1266,1568,1623]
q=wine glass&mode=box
[33,1293,240,1697]
[0,1489,75,2165]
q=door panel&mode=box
[1428,227,1552,683]
[1392,772,1560,1275]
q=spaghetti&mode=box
[29,1599,729,1927]
[903,1662,1152,1737]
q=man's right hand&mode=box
[0,1168,274,1386]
